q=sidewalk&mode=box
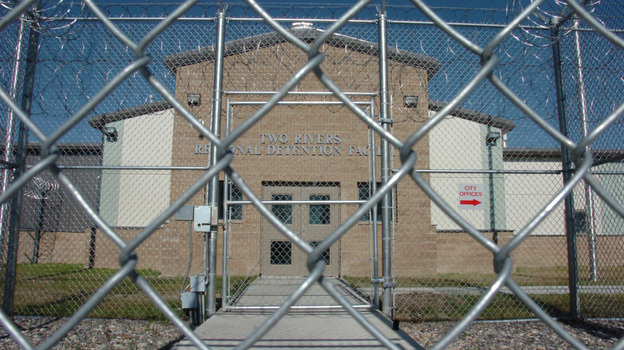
[173,309,423,349]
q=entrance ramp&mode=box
[174,276,422,349]
[229,276,370,308]
[174,309,422,349]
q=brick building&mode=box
[87,25,522,278]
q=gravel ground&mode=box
[0,317,183,349]
[401,319,624,349]
[0,316,622,349]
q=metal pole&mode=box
[487,126,498,245]
[573,16,598,282]
[222,100,231,310]
[3,0,42,315]
[551,22,581,319]
[206,7,226,320]
[32,193,44,264]
[0,13,27,257]
[378,4,394,319]
[369,100,379,310]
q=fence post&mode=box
[0,10,27,260]
[206,7,226,320]
[2,0,42,316]
[551,21,581,320]
[572,16,598,282]
[378,3,394,319]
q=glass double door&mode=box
[261,184,340,276]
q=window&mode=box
[218,181,243,221]
[357,182,389,222]
[309,194,330,225]
[270,241,292,265]
[271,194,293,224]
[229,183,243,220]
[309,241,330,265]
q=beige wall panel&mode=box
[117,171,171,227]
[429,114,486,231]
[504,160,571,236]
[120,110,174,166]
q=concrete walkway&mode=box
[174,276,422,349]
[228,276,370,308]
[174,310,422,349]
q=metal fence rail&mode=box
[1,0,623,349]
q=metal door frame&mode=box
[221,93,380,310]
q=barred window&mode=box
[271,194,293,224]
[218,181,243,221]
[357,182,390,222]
[309,194,330,225]
[270,241,292,265]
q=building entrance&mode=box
[261,183,340,276]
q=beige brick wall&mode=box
[17,230,90,265]
[164,39,436,278]
[435,230,514,274]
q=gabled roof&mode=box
[163,26,441,78]
[428,99,516,133]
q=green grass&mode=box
[344,265,624,290]
[2,263,229,320]
[394,292,624,321]
[6,264,622,321]
[345,267,624,321]
[515,265,624,286]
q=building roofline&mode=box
[88,100,173,132]
[503,147,561,159]
[163,26,441,78]
[504,147,624,165]
[1,143,102,157]
[428,99,516,133]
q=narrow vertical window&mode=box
[309,194,330,225]
[271,194,293,224]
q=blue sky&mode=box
[2,1,622,150]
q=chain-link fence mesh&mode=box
[1,0,623,348]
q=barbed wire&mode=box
[1,0,84,37]
[23,176,58,200]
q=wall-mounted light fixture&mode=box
[486,131,500,146]
[103,126,118,143]
[187,93,201,106]
[404,95,419,108]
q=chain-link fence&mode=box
[1,0,623,348]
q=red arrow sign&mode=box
[460,199,482,206]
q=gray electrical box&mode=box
[193,206,212,232]
[173,205,194,221]
[190,275,206,293]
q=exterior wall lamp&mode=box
[486,131,500,146]
[103,126,118,142]
[404,95,418,108]
[187,93,201,106]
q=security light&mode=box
[103,126,118,142]
[486,131,500,146]
[187,93,201,106]
[404,95,418,108]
